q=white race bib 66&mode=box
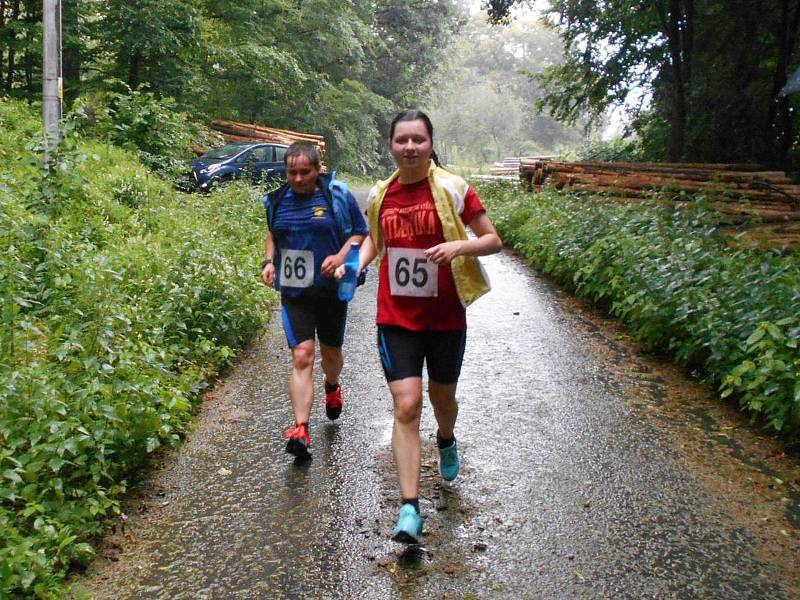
[387,247,438,297]
[280,249,314,288]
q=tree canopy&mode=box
[0,0,465,172]
[486,0,800,169]
[6,1,798,170]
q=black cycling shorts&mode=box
[281,295,348,348]
[377,325,467,384]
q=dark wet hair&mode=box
[284,140,322,169]
[388,109,441,167]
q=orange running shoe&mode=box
[324,379,343,421]
[284,423,311,460]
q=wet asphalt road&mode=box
[74,199,800,599]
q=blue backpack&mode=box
[263,173,367,284]
[264,172,355,245]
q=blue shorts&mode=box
[377,325,467,384]
[281,295,348,348]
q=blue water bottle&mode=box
[337,242,360,302]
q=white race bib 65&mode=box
[387,247,438,297]
[280,249,314,288]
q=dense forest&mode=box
[0,0,468,172]
[4,1,799,170]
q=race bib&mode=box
[279,249,314,288]
[387,247,438,297]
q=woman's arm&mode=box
[358,233,378,275]
[321,233,367,278]
[261,232,277,286]
[424,212,502,265]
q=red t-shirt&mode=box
[376,178,486,331]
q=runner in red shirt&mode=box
[376,177,486,332]
[337,110,502,543]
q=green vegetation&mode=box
[558,137,645,163]
[477,182,800,437]
[74,87,198,179]
[2,0,465,174]
[0,98,275,597]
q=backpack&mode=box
[264,172,349,244]
[263,174,367,285]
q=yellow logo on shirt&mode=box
[312,206,326,218]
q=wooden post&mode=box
[42,0,62,168]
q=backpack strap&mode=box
[264,183,291,231]
[318,174,347,246]
[265,176,348,246]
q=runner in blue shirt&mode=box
[261,141,368,460]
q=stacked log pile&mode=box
[209,119,326,156]
[521,160,800,248]
[489,157,520,177]
[491,155,558,178]
[520,157,550,186]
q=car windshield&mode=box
[202,144,250,160]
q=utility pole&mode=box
[42,0,63,168]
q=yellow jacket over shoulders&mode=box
[367,162,491,308]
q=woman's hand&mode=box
[334,263,364,281]
[334,234,375,280]
[261,263,276,286]
[320,255,341,278]
[424,240,463,265]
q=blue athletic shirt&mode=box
[268,188,367,299]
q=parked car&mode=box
[190,142,288,191]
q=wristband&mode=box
[261,258,273,269]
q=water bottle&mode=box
[337,242,360,302]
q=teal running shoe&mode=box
[392,504,424,544]
[438,439,460,481]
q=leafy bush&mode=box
[0,98,274,597]
[558,135,645,162]
[73,86,196,179]
[477,181,800,437]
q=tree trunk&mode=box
[127,48,141,90]
[780,2,800,169]
[664,0,691,162]
[5,0,19,90]
[0,1,6,82]
[23,0,37,98]
[62,0,81,105]
[767,0,800,170]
